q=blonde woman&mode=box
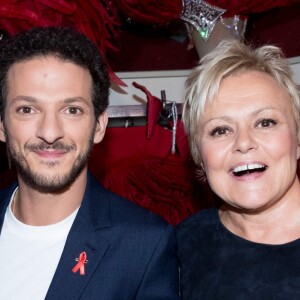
[177,40,300,299]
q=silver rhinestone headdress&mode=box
[181,0,226,42]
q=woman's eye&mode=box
[257,118,277,128]
[210,126,230,137]
[65,107,82,115]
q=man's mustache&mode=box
[25,141,76,152]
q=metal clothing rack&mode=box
[106,103,183,128]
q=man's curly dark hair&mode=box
[0,26,110,120]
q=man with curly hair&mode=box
[0,26,179,300]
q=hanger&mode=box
[157,90,182,130]
[106,90,182,128]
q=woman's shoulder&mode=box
[178,208,218,228]
[176,208,219,240]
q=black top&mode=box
[176,208,300,300]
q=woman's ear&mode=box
[93,112,108,144]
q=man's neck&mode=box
[13,171,87,226]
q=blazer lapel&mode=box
[0,183,17,234]
[46,174,112,300]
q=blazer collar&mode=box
[46,173,112,299]
[79,173,112,230]
[0,182,18,234]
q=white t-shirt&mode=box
[0,189,79,300]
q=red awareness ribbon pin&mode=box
[72,251,87,275]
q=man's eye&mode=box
[257,118,277,128]
[66,107,82,115]
[210,126,229,137]
[17,106,34,114]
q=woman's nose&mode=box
[232,128,258,154]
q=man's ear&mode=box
[0,118,6,142]
[93,111,108,144]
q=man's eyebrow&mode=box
[11,96,37,103]
[11,96,90,105]
[63,97,90,105]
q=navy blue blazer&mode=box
[0,173,179,299]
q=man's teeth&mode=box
[233,164,266,173]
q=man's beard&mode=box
[5,131,95,194]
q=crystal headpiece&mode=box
[181,0,226,42]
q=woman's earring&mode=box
[196,162,206,182]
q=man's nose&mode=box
[36,112,64,144]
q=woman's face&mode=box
[198,71,300,212]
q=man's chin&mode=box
[18,173,75,194]
[17,164,87,194]
[8,144,92,193]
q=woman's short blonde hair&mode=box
[183,39,300,166]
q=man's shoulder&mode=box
[0,183,17,221]
[0,182,17,203]
[86,177,175,254]
[88,174,170,230]
[105,186,169,229]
